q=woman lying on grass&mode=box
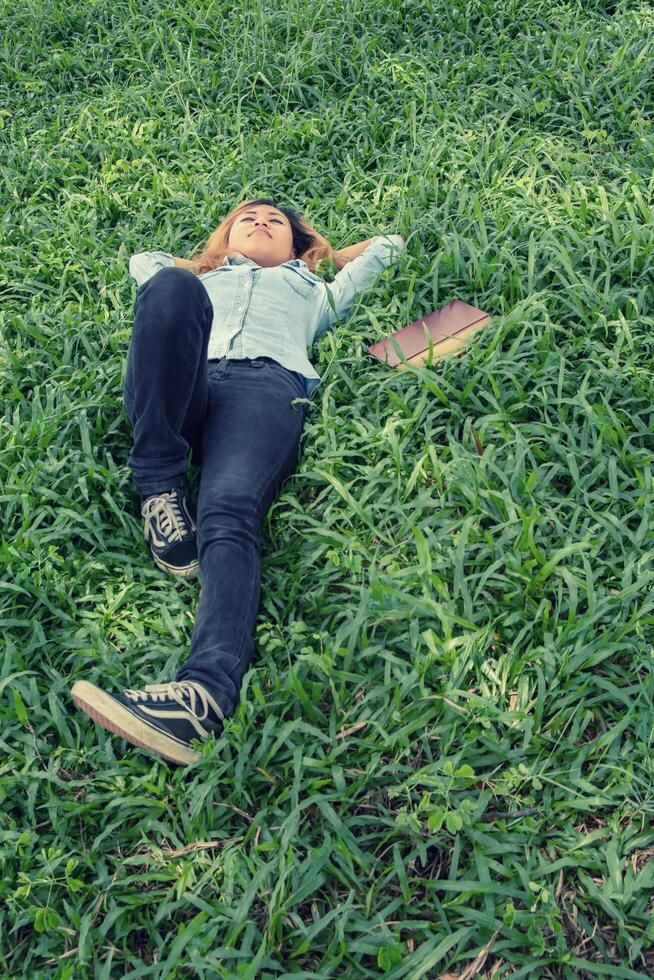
[71,196,406,766]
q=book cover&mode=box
[367,300,491,371]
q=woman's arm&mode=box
[172,243,374,271]
[314,235,406,340]
[173,256,199,271]
[333,238,374,264]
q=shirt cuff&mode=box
[369,234,406,256]
[128,250,175,286]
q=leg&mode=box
[71,358,306,765]
[175,358,307,718]
[123,266,213,497]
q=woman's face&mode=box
[227,206,296,267]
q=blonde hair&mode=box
[186,197,348,277]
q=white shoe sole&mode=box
[152,552,200,579]
[71,680,201,765]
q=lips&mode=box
[250,228,271,237]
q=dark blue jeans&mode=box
[123,267,308,718]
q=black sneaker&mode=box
[141,489,199,578]
[71,679,224,765]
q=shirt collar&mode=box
[222,251,309,270]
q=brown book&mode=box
[367,299,491,371]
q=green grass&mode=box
[2,0,654,975]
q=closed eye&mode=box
[241,216,284,224]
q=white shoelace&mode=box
[124,680,224,721]
[142,491,195,545]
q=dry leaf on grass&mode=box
[439,930,499,980]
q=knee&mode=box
[198,487,263,535]
[137,266,211,318]
[153,265,200,286]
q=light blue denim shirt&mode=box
[128,234,406,399]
